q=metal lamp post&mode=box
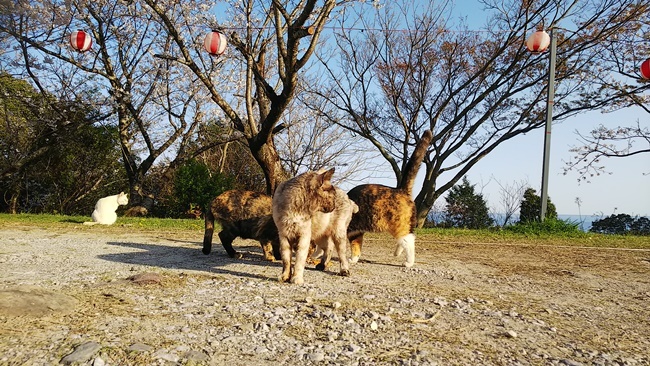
[540,29,557,222]
[527,27,557,222]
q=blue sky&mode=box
[464,108,649,217]
[453,0,649,216]
[345,0,649,217]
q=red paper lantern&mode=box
[204,30,227,56]
[640,59,650,79]
[526,30,550,53]
[70,30,92,52]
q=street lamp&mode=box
[526,27,557,222]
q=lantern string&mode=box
[209,25,557,35]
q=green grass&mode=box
[1,213,649,250]
[0,213,204,232]
[416,226,650,249]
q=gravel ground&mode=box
[1,225,649,366]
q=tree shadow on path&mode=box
[99,240,282,281]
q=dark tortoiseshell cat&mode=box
[347,130,433,267]
[203,190,281,261]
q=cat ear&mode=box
[317,168,335,186]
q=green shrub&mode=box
[590,214,650,236]
[443,177,494,229]
[519,188,557,223]
[171,159,233,218]
[505,218,583,236]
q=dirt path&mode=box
[1,226,649,365]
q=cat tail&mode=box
[398,130,433,196]
[203,208,215,255]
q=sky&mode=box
[452,1,649,217]
[462,108,649,217]
[342,0,649,217]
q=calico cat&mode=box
[311,186,359,277]
[347,130,433,267]
[272,168,338,285]
[203,190,281,261]
[83,192,129,225]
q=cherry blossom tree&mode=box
[0,0,225,212]
[144,0,362,194]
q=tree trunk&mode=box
[414,176,439,228]
[8,190,19,214]
[250,137,288,195]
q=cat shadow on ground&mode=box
[100,241,282,281]
[355,258,404,268]
[61,218,86,224]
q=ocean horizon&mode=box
[426,212,649,232]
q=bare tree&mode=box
[563,120,650,182]
[494,178,529,226]
[561,5,650,182]
[275,100,373,182]
[312,0,649,226]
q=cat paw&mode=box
[228,251,243,259]
[338,269,350,277]
[349,256,359,263]
[315,263,326,271]
[403,261,415,268]
[290,276,304,285]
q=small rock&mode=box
[127,272,162,285]
[505,330,518,338]
[348,344,361,353]
[128,343,153,352]
[433,298,448,307]
[184,350,209,361]
[254,346,269,354]
[326,331,338,342]
[92,357,105,366]
[152,349,179,363]
[60,341,102,365]
[370,321,378,330]
[332,302,342,309]
[309,352,325,361]
[560,359,583,366]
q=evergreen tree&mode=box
[590,214,650,235]
[444,177,494,229]
[171,159,234,218]
[0,73,124,214]
[519,188,557,223]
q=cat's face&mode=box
[117,192,129,206]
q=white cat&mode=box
[83,192,129,225]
